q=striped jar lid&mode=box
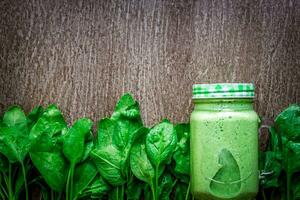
[192,83,255,99]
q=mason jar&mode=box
[190,83,259,200]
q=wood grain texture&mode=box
[0,0,299,126]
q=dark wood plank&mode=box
[0,0,299,125]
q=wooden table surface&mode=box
[0,0,299,126]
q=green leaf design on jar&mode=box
[209,149,241,198]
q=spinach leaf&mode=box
[276,105,300,200]
[63,118,93,165]
[79,175,111,199]
[0,106,31,200]
[3,106,27,131]
[145,119,177,200]
[143,184,153,200]
[30,151,67,192]
[63,118,93,200]
[130,128,154,185]
[113,119,142,153]
[95,118,114,147]
[108,187,124,200]
[146,119,177,168]
[261,151,282,188]
[111,93,141,121]
[0,127,29,163]
[0,106,29,163]
[126,175,144,200]
[158,173,176,200]
[172,123,190,183]
[283,141,300,200]
[261,104,300,200]
[14,160,32,198]
[29,105,68,192]
[130,128,155,199]
[27,106,44,130]
[72,160,98,199]
[91,144,125,185]
[80,132,94,163]
[29,104,67,152]
[91,118,126,186]
[91,94,144,200]
[275,104,300,141]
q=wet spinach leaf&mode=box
[172,123,190,183]
[29,105,68,192]
[146,120,177,168]
[91,93,143,200]
[63,118,93,200]
[27,106,44,130]
[63,118,93,166]
[0,106,31,200]
[79,175,111,199]
[111,93,142,121]
[3,106,27,131]
[30,151,67,192]
[130,128,154,185]
[0,127,29,163]
[91,118,126,186]
[261,104,300,200]
[72,160,98,199]
[0,106,29,163]
[275,104,300,141]
[129,128,155,199]
[145,119,177,200]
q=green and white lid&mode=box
[192,83,255,99]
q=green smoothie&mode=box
[190,84,259,200]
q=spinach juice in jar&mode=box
[190,83,259,200]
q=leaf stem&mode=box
[270,190,275,200]
[287,173,291,200]
[26,176,42,186]
[150,180,155,200]
[57,192,62,200]
[0,182,8,198]
[1,174,8,199]
[0,175,5,200]
[70,164,75,200]
[262,188,267,200]
[2,172,8,190]
[121,184,124,200]
[155,165,159,200]
[8,163,13,200]
[21,162,28,200]
[117,186,119,200]
[0,189,4,200]
[51,189,54,200]
[66,167,72,200]
[185,182,191,200]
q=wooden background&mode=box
[0,0,299,126]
